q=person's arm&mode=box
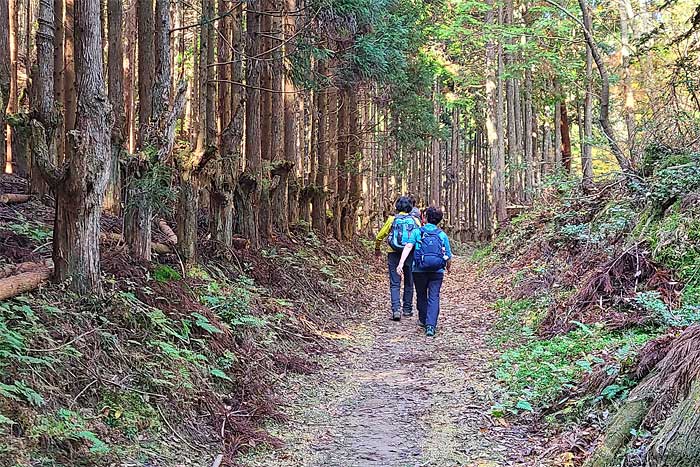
[374,216,394,256]
[443,233,453,274]
[396,243,414,277]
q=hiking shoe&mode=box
[392,310,401,321]
[403,311,414,317]
[425,325,436,337]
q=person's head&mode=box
[395,196,413,214]
[408,194,417,207]
[423,206,443,225]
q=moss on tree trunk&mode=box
[584,398,649,467]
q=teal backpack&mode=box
[387,214,417,250]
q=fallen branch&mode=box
[0,193,31,204]
[0,267,52,301]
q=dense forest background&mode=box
[0,0,700,464]
[0,0,698,295]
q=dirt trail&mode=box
[241,259,546,467]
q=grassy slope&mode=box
[0,188,373,466]
[478,151,700,462]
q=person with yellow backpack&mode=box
[375,196,422,321]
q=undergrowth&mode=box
[0,234,371,466]
[481,149,700,440]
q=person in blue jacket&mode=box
[396,206,452,337]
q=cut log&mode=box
[100,232,171,254]
[0,193,31,204]
[0,268,52,300]
[158,219,178,244]
[151,242,172,255]
[0,260,54,279]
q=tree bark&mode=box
[311,66,327,236]
[31,0,57,197]
[269,0,288,235]
[137,0,154,147]
[0,267,52,301]
[560,100,572,173]
[582,20,594,188]
[485,0,505,225]
[106,0,124,215]
[34,0,111,294]
[53,0,64,162]
[344,88,361,240]
[0,0,9,172]
[430,80,440,206]
[237,0,262,247]
[64,0,77,159]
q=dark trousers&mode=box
[413,272,444,327]
[387,251,414,314]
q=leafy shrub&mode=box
[635,291,700,327]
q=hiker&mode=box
[408,194,422,221]
[396,206,452,337]
[375,196,422,321]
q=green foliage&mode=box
[644,201,700,293]
[100,391,160,439]
[470,244,494,263]
[635,291,700,327]
[152,264,182,283]
[126,162,176,217]
[491,297,550,346]
[494,324,657,413]
[646,159,700,207]
[32,409,110,456]
[5,221,53,243]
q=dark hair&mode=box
[395,196,413,213]
[424,206,443,225]
[408,194,417,207]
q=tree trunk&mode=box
[269,0,288,235]
[124,0,135,152]
[64,0,76,159]
[30,0,57,197]
[176,174,197,262]
[560,100,572,173]
[0,0,9,172]
[137,0,154,147]
[311,67,327,236]
[336,87,348,236]
[53,0,64,162]
[485,0,505,224]
[430,80,440,206]
[577,0,632,173]
[582,25,594,188]
[619,0,635,157]
[344,88,361,240]
[647,380,700,467]
[125,0,156,261]
[237,0,261,247]
[524,72,534,201]
[34,0,111,294]
[105,0,124,215]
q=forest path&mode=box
[241,259,545,467]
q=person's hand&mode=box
[396,264,404,277]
